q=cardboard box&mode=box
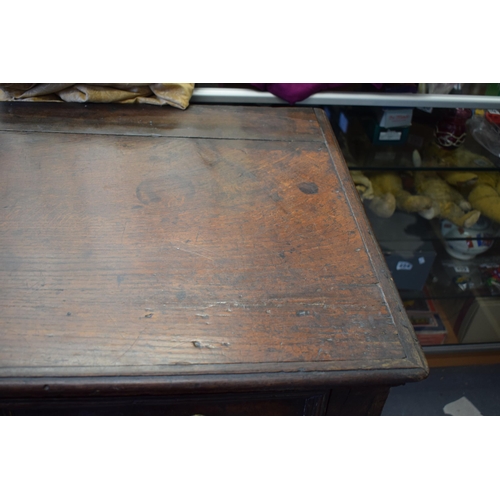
[383,248,436,291]
[402,295,447,345]
[377,108,413,128]
[457,298,500,343]
[407,311,447,345]
[361,116,410,145]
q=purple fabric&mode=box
[251,83,383,104]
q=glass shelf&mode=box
[365,206,500,244]
[398,247,500,346]
[366,208,500,345]
[334,107,500,172]
[399,251,500,301]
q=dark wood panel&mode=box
[326,386,390,416]
[0,391,328,416]
[0,386,390,416]
[0,102,323,141]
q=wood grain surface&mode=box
[0,102,323,141]
[0,104,427,393]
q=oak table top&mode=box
[0,102,427,411]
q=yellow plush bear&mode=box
[413,171,481,228]
[366,171,432,218]
[350,171,374,200]
[466,171,500,224]
[421,142,496,187]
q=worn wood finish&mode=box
[0,102,323,142]
[0,104,427,414]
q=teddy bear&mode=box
[413,170,481,228]
[421,142,496,187]
[350,170,374,200]
[365,171,433,218]
[465,171,500,224]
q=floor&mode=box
[382,363,500,416]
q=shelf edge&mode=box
[191,88,500,109]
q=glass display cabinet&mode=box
[328,104,500,357]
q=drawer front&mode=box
[0,391,329,416]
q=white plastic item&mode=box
[468,113,500,157]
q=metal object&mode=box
[191,87,500,109]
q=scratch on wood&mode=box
[121,222,128,244]
[175,245,214,261]
[116,331,143,361]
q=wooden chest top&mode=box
[0,103,427,396]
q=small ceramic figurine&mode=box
[441,217,496,260]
